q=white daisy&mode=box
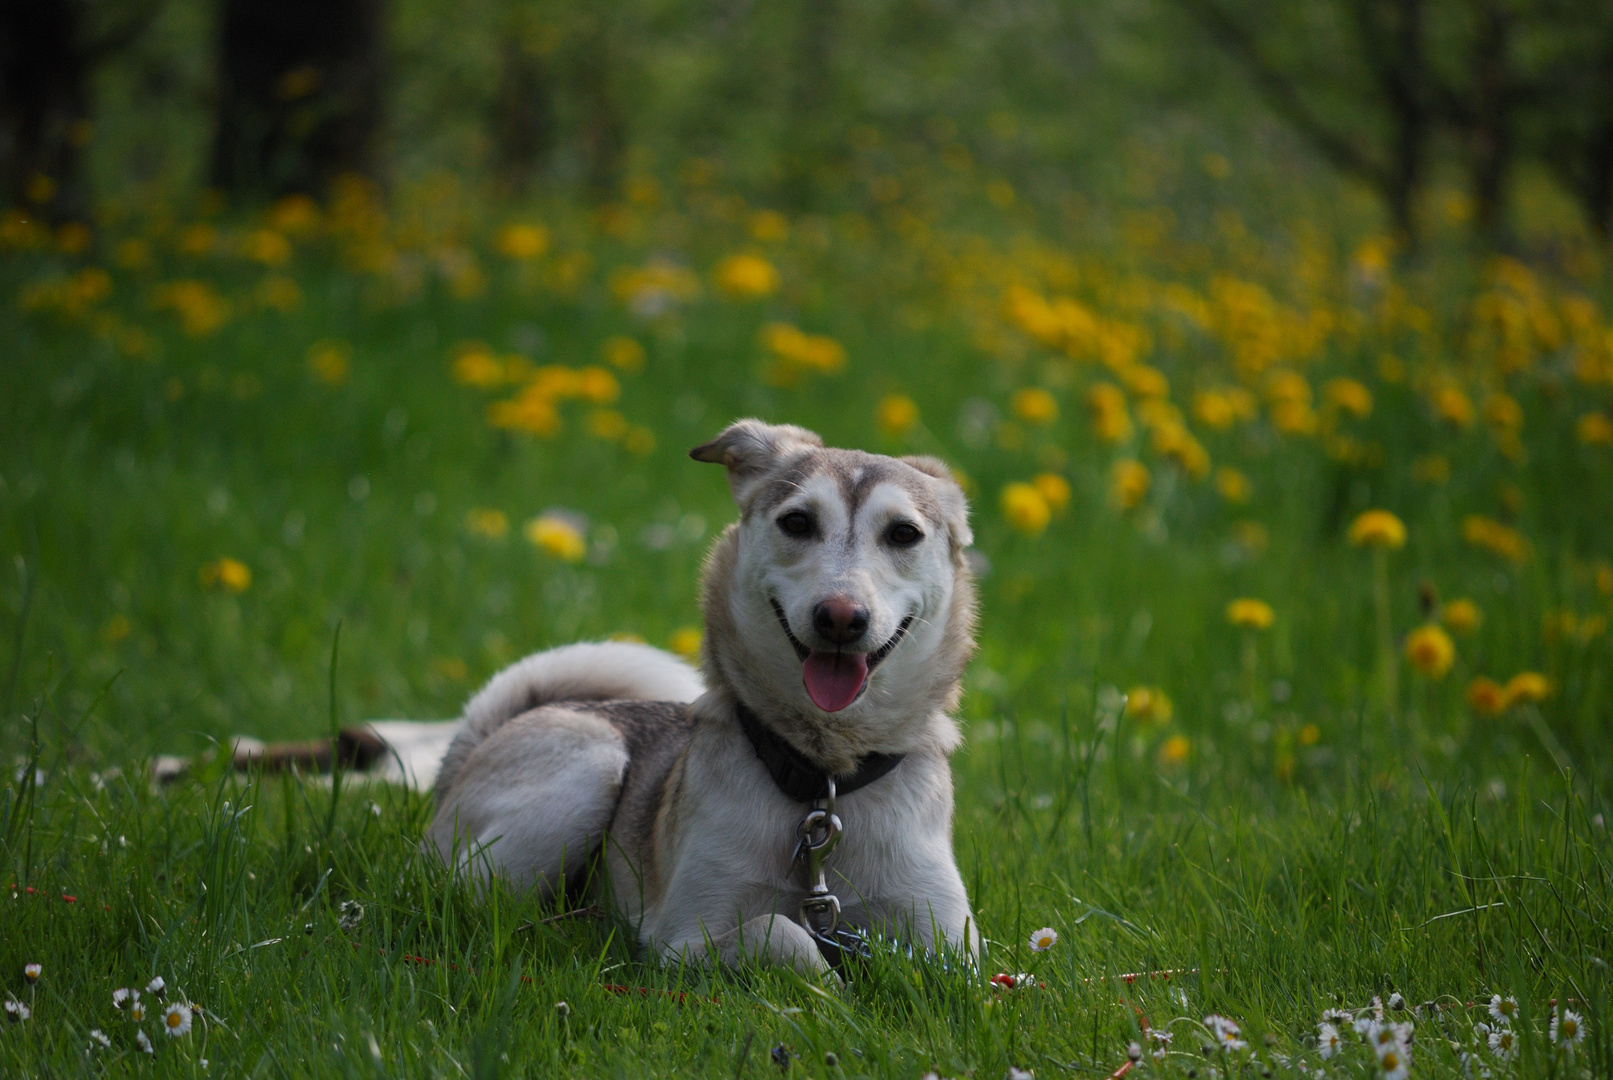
[1353,1015,1377,1037]
[1317,1023,1342,1060]
[1487,995,1517,1025]
[1387,992,1405,1011]
[23,963,41,983]
[1321,1008,1353,1025]
[1370,1022,1413,1055]
[1488,1026,1517,1060]
[1377,1043,1409,1080]
[161,1003,192,1037]
[1551,1008,1585,1052]
[1127,1041,1143,1063]
[129,998,147,1023]
[89,1028,112,1049]
[1205,1015,1239,1039]
[3,998,29,1021]
[1027,927,1058,952]
[146,975,166,997]
[1005,1069,1034,1080]
[136,1028,153,1053]
[112,987,137,1010]
[1371,995,1386,1020]
[1149,1029,1173,1046]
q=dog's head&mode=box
[693,419,977,765]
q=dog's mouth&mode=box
[770,598,915,713]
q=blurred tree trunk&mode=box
[1533,14,1613,242]
[0,0,160,221]
[1179,0,1433,249]
[209,0,385,199]
[568,16,623,201]
[780,0,840,210]
[491,36,557,196]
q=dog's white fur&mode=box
[425,420,978,975]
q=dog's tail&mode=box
[434,641,704,801]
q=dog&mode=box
[425,419,979,976]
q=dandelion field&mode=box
[3,163,1613,1077]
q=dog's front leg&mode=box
[659,914,833,978]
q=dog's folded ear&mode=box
[691,419,824,505]
[901,455,974,552]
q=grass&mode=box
[2,176,1611,1075]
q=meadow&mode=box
[2,155,1611,1077]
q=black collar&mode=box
[734,701,905,803]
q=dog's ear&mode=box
[690,419,823,506]
[902,455,974,551]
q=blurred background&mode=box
[5,0,1611,238]
[3,0,1612,791]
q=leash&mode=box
[734,702,904,967]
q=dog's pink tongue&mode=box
[802,650,869,712]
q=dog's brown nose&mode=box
[813,596,869,645]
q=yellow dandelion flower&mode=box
[577,366,621,405]
[1087,383,1133,442]
[1504,671,1551,703]
[1001,482,1052,535]
[200,558,251,593]
[1404,624,1455,679]
[1467,677,1510,715]
[268,193,320,234]
[1483,393,1523,431]
[713,253,779,299]
[465,508,509,540]
[877,394,920,436]
[243,228,291,267]
[1348,509,1406,549]
[669,626,703,659]
[306,339,352,385]
[601,336,646,371]
[1109,459,1150,509]
[1433,384,1474,427]
[495,223,550,260]
[1214,467,1251,503]
[1158,735,1190,766]
[587,409,629,440]
[1126,686,1172,725]
[1324,377,1373,418]
[1010,387,1059,425]
[748,210,789,242]
[1441,598,1482,634]
[1298,723,1321,745]
[1032,473,1071,514]
[1121,365,1169,399]
[524,515,587,562]
[1462,515,1530,562]
[1226,598,1275,630]
[1192,389,1237,430]
[1577,412,1613,446]
[450,342,506,388]
[761,322,846,381]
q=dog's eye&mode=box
[777,511,813,537]
[886,521,923,546]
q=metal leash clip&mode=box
[793,778,844,944]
